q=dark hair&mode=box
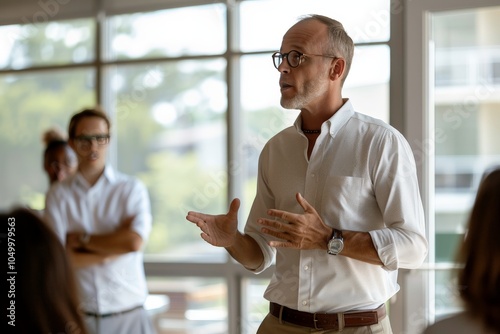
[2,208,87,334]
[457,167,500,332]
[42,127,71,161]
[298,14,354,85]
[42,128,77,184]
[68,107,111,139]
[44,140,72,164]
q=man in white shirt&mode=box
[45,108,154,334]
[186,15,428,333]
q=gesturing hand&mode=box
[186,198,241,247]
[259,193,332,250]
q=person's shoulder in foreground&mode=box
[423,312,497,334]
[424,167,500,334]
[1,207,88,334]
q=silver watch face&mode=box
[328,239,344,255]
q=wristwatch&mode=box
[327,229,344,255]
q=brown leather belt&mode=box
[270,302,386,330]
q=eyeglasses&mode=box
[73,134,110,150]
[272,50,338,70]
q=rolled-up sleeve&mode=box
[370,130,428,270]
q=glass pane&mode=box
[147,277,227,334]
[432,6,500,318]
[344,45,390,122]
[434,268,462,318]
[0,19,95,70]
[106,59,227,261]
[241,278,271,334]
[0,69,96,210]
[240,0,390,52]
[240,54,299,221]
[107,4,226,60]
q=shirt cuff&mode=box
[368,229,398,271]
[244,232,275,274]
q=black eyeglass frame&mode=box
[73,134,110,149]
[272,50,339,70]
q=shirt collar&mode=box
[294,98,355,138]
[74,166,116,189]
[103,166,116,182]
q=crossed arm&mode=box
[65,216,143,269]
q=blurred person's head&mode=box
[68,107,111,172]
[42,128,77,185]
[457,167,500,332]
[1,208,87,333]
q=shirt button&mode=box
[311,173,316,178]
[302,301,308,306]
[304,265,309,271]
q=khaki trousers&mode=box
[256,312,393,334]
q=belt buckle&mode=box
[313,313,323,330]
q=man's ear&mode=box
[330,58,346,81]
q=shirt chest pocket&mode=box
[320,175,374,227]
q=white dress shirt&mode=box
[245,99,428,313]
[45,167,152,314]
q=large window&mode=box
[0,1,392,333]
[432,5,500,320]
[404,1,500,333]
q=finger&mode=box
[296,192,313,213]
[266,209,297,222]
[185,214,197,224]
[296,192,306,209]
[261,228,287,241]
[269,240,295,248]
[200,232,215,245]
[266,208,283,218]
[258,218,293,232]
[186,211,206,221]
[186,213,207,224]
[260,225,294,242]
[194,219,207,232]
[228,198,241,217]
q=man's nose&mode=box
[278,59,290,73]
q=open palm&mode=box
[186,198,240,247]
